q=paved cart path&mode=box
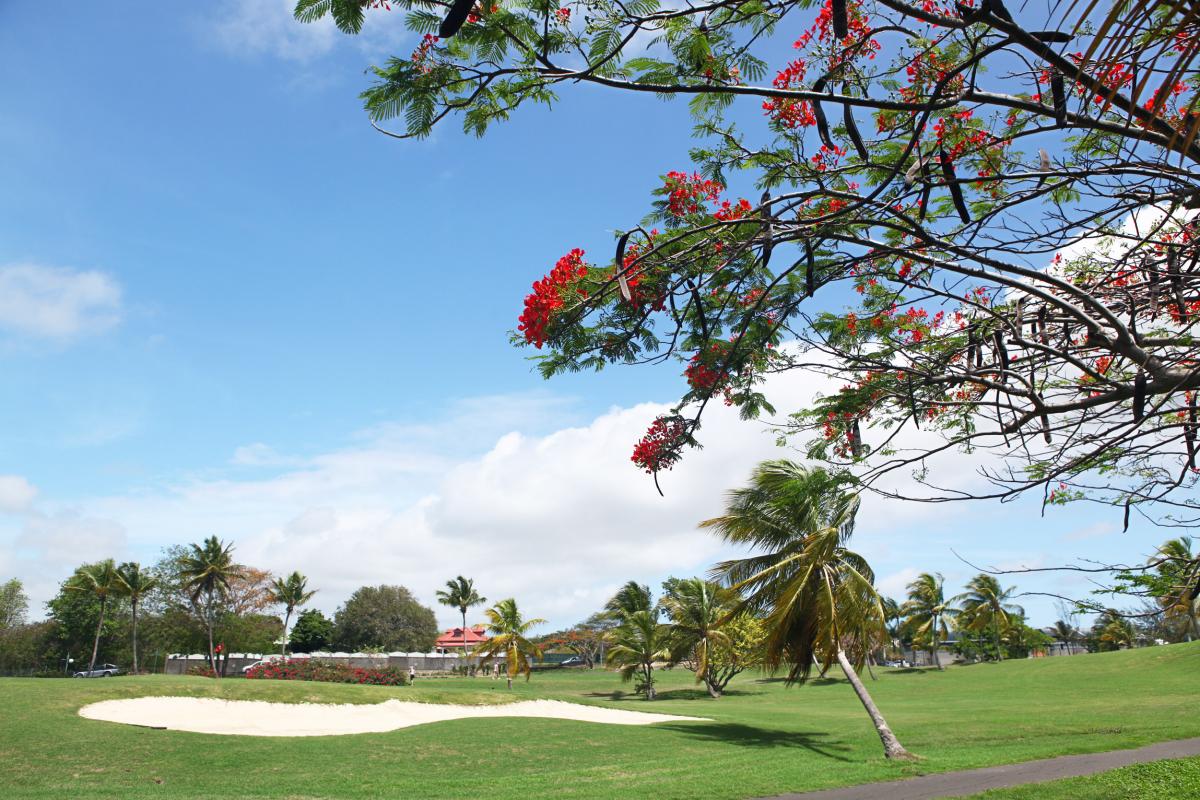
[763,736,1200,800]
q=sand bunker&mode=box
[78,696,708,737]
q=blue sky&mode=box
[0,0,1165,634]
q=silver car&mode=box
[73,663,121,678]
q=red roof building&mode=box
[435,625,488,650]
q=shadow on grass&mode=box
[654,721,854,760]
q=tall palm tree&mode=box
[1153,537,1200,640]
[606,608,671,700]
[268,572,316,656]
[955,574,1023,661]
[880,596,902,661]
[68,559,120,674]
[435,576,486,657]
[115,562,159,674]
[660,577,735,697]
[178,536,239,675]
[1099,615,1137,650]
[604,581,653,619]
[1050,619,1078,654]
[901,572,957,670]
[473,598,545,688]
[701,460,913,760]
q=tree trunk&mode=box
[836,648,913,760]
[462,609,469,670]
[281,607,292,657]
[993,623,1004,661]
[866,658,877,681]
[206,589,218,678]
[88,596,107,673]
[644,663,656,700]
[131,597,140,674]
[932,633,943,670]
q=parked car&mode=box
[73,663,120,678]
[560,656,587,667]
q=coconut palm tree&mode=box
[660,577,735,697]
[901,572,957,670]
[701,460,913,760]
[473,598,545,688]
[606,608,671,700]
[1050,619,1078,654]
[68,559,120,674]
[115,562,159,674]
[268,572,316,656]
[604,581,653,619]
[178,536,239,675]
[435,576,486,657]
[1153,537,1200,640]
[956,574,1024,661]
[1099,615,1137,649]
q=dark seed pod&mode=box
[1031,30,1073,43]
[615,231,632,302]
[805,240,816,297]
[1147,259,1161,318]
[850,418,863,457]
[1187,396,1197,469]
[918,177,933,221]
[813,95,834,151]
[1123,498,1131,532]
[1041,410,1052,443]
[1133,370,1146,422]
[940,147,971,223]
[843,96,868,162]
[1038,306,1048,344]
[699,13,709,34]
[993,330,1009,376]
[760,190,774,268]
[438,0,476,38]
[1050,71,1068,126]
[984,0,1014,23]
[831,0,849,39]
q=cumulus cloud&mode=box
[0,263,121,340]
[0,476,37,513]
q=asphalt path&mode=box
[761,737,1200,799]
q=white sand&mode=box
[78,696,708,737]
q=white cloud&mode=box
[0,475,37,513]
[209,0,410,62]
[0,263,121,340]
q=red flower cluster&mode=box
[811,143,846,172]
[685,344,730,392]
[663,171,723,216]
[714,198,753,221]
[411,34,439,74]
[519,248,587,348]
[245,658,409,686]
[631,416,688,473]
[555,7,570,23]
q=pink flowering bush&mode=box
[244,658,408,686]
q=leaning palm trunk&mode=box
[993,623,1004,661]
[836,649,912,760]
[205,589,219,677]
[88,597,108,673]
[931,632,942,670]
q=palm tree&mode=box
[67,559,120,674]
[1099,615,1137,650]
[604,581,653,619]
[1153,537,1200,640]
[956,575,1024,661]
[115,562,159,674]
[606,608,671,700]
[178,536,239,675]
[660,577,735,697]
[268,572,316,656]
[901,572,957,670]
[473,598,545,688]
[435,576,486,658]
[880,596,902,661]
[1050,619,1078,654]
[701,460,913,760]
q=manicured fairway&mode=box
[1,642,1197,799]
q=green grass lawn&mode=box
[963,756,1200,799]
[1,642,1197,799]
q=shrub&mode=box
[244,658,407,686]
[187,665,217,678]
